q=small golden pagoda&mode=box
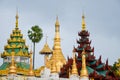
[40,36,52,66]
[71,50,78,75]
[80,49,88,77]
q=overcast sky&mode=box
[0,0,120,69]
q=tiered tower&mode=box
[45,16,66,72]
[0,13,40,77]
[59,14,117,80]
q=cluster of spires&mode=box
[8,10,66,76]
[0,9,104,79]
[40,14,89,78]
[1,9,118,80]
[40,15,66,73]
[70,49,88,77]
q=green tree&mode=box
[28,25,43,69]
[112,58,120,78]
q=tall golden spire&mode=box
[81,13,86,31]
[80,49,88,77]
[15,10,19,29]
[9,50,17,74]
[28,50,34,76]
[71,51,78,75]
[46,16,66,72]
[52,16,66,72]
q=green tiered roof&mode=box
[0,13,41,77]
[1,13,30,58]
[0,13,33,76]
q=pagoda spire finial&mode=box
[71,50,78,75]
[80,49,88,77]
[9,50,17,74]
[28,50,35,76]
[55,16,60,27]
[15,9,19,29]
[81,13,86,31]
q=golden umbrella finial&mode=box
[81,13,86,31]
[15,9,19,29]
[55,16,60,27]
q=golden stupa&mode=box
[45,16,66,72]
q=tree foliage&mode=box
[28,25,43,43]
[112,58,120,77]
[28,25,43,69]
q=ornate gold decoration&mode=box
[1,50,30,58]
[0,70,9,75]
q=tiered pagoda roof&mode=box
[1,13,30,58]
[40,37,52,54]
[59,14,118,80]
[0,13,40,77]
